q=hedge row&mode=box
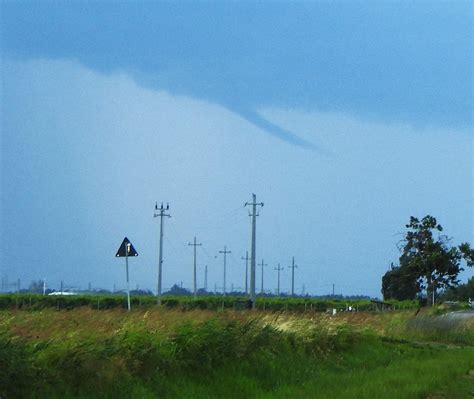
[0,293,419,311]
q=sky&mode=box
[1,1,473,298]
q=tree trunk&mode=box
[426,275,433,306]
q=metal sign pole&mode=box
[115,237,138,312]
[126,243,131,311]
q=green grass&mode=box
[267,343,474,399]
[1,308,473,398]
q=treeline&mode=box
[442,277,474,302]
[10,281,373,301]
[0,293,419,312]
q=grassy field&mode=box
[1,305,473,398]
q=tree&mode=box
[459,243,474,267]
[382,264,419,301]
[27,279,53,294]
[382,215,472,305]
[442,277,474,302]
[28,280,45,294]
[166,284,191,296]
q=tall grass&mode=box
[1,308,473,398]
[1,309,349,397]
[405,314,474,345]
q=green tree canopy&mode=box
[381,264,419,301]
[382,215,472,305]
[442,277,474,302]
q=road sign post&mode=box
[125,243,130,311]
[115,237,138,311]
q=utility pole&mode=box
[17,278,20,293]
[60,280,64,294]
[154,202,171,305]
[274,263,284,296]
[241,251,250,295]
[259,259,268,294]
[218,246,231,296]
[43,278,46,296]
[204,265,208,292]
[188,236,202,299]
[245,194,264,309]
[288,257,298,297]
[332,283,335,297]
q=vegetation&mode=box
[382,215,473,304]
[2,214,473,397]
[442,277,474,302]
[1,307,473,398]
[0,293,419,312]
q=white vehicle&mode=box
[48,291,77,296]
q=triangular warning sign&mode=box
[115,237,138,257]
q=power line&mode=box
[201,245,218,265]
[178,206,245,232]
